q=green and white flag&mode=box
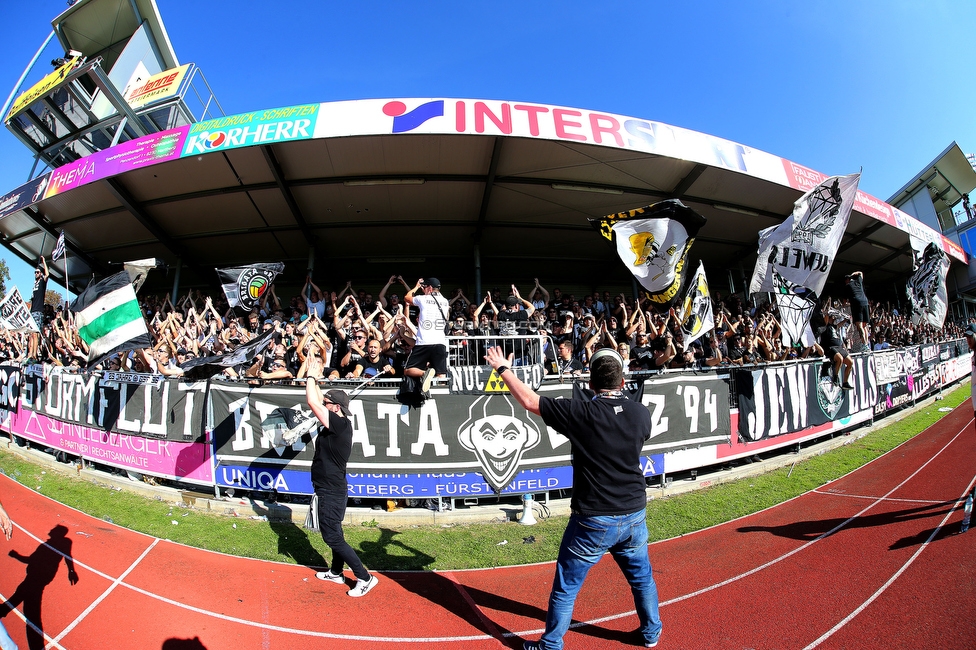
[71,271,151,367]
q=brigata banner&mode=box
[2,408,212,485]
[211,373,730,494]
[20,367,206,442]
[0,366,20,413]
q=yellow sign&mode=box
[124,64,191,110]
[6,55,82,122]
[484,370,510,393]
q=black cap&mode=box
[323,389,351,416]
[506,295,518,307]
[423,277,441,289]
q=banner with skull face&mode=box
[678,262,714,352]
[211,373,732,494]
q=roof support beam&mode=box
[103,177,185,261]
[670,163,707,199]
[261,145,315,246]
[867,243,912,271]
[837,221,884,253]
[473,137,503,243]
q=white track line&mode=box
[48,538,159,646]
[6,415,973,645]
[802,484,973,650]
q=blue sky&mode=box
[1,0,974,297]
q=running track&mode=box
[1,400,974,649]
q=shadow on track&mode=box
[0,524,78,650]
[737,499,956,549]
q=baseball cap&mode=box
[323,389,351,416]
[422,277,441,289]
[506,295,518,307]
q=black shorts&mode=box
[851,300,870,324]
[827,345,849,360]
[405,344,448,374]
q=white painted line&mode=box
[803,478,976,646]
[49,538,160,645]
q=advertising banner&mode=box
[0,175,50,221]
[44,126,190,199]
[5,55,82,122]
[21,368,206,442]
[181,105,319,156]
[737,357,878,441]
[124,64,191,110]
[3,407,212,485]
[211,373,729,494]
[0,366,20,413]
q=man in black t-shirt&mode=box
[844,271,871,351]
[818,309,854,390]
[485,346,663,650]
[28,257,49,361]
[305,366,378,598]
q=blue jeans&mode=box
[0,620,16,650]
[538,509,662,649]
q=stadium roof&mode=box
[0,98,965,296]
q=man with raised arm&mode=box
[484,345,662,649]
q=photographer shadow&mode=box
[1,524,78,650]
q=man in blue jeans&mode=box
[484,346,662,649]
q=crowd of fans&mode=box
[0,273,967,381]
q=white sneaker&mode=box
[421,368,435,394]
[347,574,379,597]
[315,570,345,584]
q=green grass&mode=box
[1,384,969,571]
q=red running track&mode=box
[1,400,975,649]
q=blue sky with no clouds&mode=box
[1,0,974,296]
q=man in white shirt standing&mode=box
[404,277,450,394]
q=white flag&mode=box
[750,173,860,297]
[906,238,949,328]
[678,262,714,351]
[51,230,65,261]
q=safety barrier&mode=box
[0,339,968,506]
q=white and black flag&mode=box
[217,263,284,315]
[750,173,860,297]
[906,238,949,328]
[51,230,66,261]
[591,199,706,308]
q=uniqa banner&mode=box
[210,373,731,493]
[20,368,206,442]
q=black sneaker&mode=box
[841,381,854,390]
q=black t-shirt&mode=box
[539,394,650,516]
[847,275,868,304]
[311,410,352,492]
[818,324,844,350]
[630,345,656,371]
[496,308,528,336]
[30,273,47,313]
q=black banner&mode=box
[0,365,21,413]
[211,373,732,492]
[21,368,206,442]
[737,358,878,442]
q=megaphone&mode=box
[519,493,537,526]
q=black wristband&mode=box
[496,365,510,375]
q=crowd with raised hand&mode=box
[0,273,967,381]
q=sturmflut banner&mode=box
[20,368,206,442]
[211,373,731,494]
